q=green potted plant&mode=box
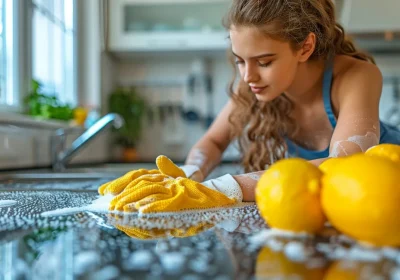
[24,79,75,121]
[109,87,146,161]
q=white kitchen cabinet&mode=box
[108,0,231,52]
[336,0,400,33]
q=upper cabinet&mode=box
[107,0,400,53]
[108,0,231,53]
[336,0,400,33]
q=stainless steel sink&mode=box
[0,163,158,191]
[0,163,158,182]
[0,172,118,182]
[0,173,115,191]
[0,162,242,191]
[66,163,157,174]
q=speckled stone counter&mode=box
[0,180,399,280]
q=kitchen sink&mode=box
[0,172,117,181]
[0,163,157,183]
[0,162,242,192]
[0,172,119,192]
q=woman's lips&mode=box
[250,86,267,94]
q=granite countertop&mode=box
[0,179,399,280]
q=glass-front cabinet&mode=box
[108,0,231,52]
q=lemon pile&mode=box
[255,143,400,247]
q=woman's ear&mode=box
[298,32,316,62]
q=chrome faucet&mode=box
[51,113,124,171]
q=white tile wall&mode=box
[110,54,240,161]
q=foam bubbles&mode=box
[74,251,101,275]
[284,241,310,262]
[159,252,186,274]
[0,200,17,207]
[126,250,154,270]
[330,131,379,157]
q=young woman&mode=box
[100,0,400,211]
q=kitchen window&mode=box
[0,0,18,107]
[31,0,77,106]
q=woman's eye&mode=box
[235,60,244,65]
[258,61,272,67]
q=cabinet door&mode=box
[336,0,400,33]
[108,0,231,52]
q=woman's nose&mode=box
[243,65,259,84]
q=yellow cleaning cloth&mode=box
[114,224,167,240]
[113,221,213,240]
[108,174,170,210]
[98,155,186,196]
[110,177,237,213]
[155,155,187,178]
[98,169,161,195]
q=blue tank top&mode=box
[286,60,400,160]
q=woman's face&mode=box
[230,26,301,102]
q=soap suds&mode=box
[87,265,120,280]
[74,251,101,275]
[185,148,217,174]
[284,241,312,262]
[41,194,114,217]
[248,228,400,268]
[0,200,17,207]
[125,250,154,270]
[250,228,311,243]
[330,132,379,157]
[159,252,186,274]
[244,172,262,181]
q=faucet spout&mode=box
[52,113,124,171]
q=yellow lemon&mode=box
[318,157,343,174]
[324,260,384,280]
[365,143,400,163]
[256,246,326,280]
[321,153,400,246]
[256,158,326,234]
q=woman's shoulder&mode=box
[333,55,382,82]
[331,55,383,110]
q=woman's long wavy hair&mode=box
[223,0,375,172]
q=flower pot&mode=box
[122,147,138,162]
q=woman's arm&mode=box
[232,171,263,201]
[328,60,382,156]
[185,99,237,180]
[233,158,328,201]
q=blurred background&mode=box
[0,0,399,170]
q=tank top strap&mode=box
[322,58,337,128]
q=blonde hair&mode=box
[223,0,375,172]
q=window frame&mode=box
[0,0,23,111]
[1,0,78,114]
[30,0,78,107]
